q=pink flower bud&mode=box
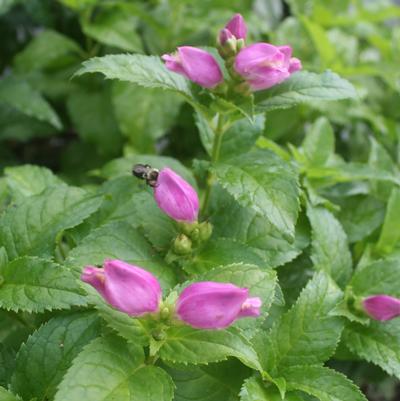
[81,260,162,316]
[176,281,262,329]
[362,295,400,321]
[225,13,247,40]
[154,167,199,223]
[234,43,302,91]
[162,46,223,88]
[218,28,234,45]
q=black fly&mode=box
[132,164,159,187]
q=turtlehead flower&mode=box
[363,295,400,321]
[176,281,262,329]
[234,43,302,91]
[154,167,199,223]
[224,13,247,41]
[81,260,161,316]
[162,46,223,88]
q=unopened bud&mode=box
[172,234,192,255]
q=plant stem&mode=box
[201,114,225,216]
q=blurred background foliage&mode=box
[0,1,399,398]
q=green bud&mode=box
[199,221,213,242]
[172,234,192,255]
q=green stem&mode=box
[201,114,225,216]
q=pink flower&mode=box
[234,43,302,91]
[162,46,223,88]
[81,260,161,316]
[224,13,247,41]
[154,167,199,223]
[176,281,262,329]
[363,295,400,321]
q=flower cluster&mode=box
[162,13,301,92]
[82,259,262,330]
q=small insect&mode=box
[132,164,159,187]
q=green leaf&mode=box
[159,326,261,370]
[0,185,102,260]
[0,256,87,313]
[240,377,304,401]
[285,365,367,401]
[255,71,357,112]
[4,164,63,202]
[197,114,264,160]
[211,188,307,268]
[376,188,400,255]
[14,30,82,72]
[307,205,352,286]
[74,54,193,101]
[343,320,400,379]
[255,272,343,375]
[212,149,300,239]
[67,88,122,156]
[0,344,15,387]
[95,299,149,346]
[338,196,385,243]
[112,82,182,152]
[11,312,101,401]
[350,259,400,298]
[302,117,334,167]
[82,8,142,53]
[0,77,61,129]
[167,360,249,401]
[54,335,174,401]
[0,387,21,401]
[67,221,176,291]
[184,238,266,275]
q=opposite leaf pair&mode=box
[82,259,262,330]
[162,14,302,91]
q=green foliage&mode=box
[212,149,300,239]
[54,335,174,401]
[0,256,87,312]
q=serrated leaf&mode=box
[307,205,352,287]
[343,320,400,379]
[55,335,174,401]
[255,71,357,112]
[376,188,400,255]
[94,299,149,346]
[166,360,249,401]
[211,188,307,268]
[0,387,21,401]
[350,259,400,298]
[0,77,61,129]
[66,221,176,290]
[212,149,300,239]
[302,117,334,167]
[285,365,367,401]
[0,257,86,312]
[4,164,63,202]
[74,54,193,101]
[240,377,303,401]
[0,185,102,260]
[11,312,101,401]
[159,326,261,370]
[254,272,343,375]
